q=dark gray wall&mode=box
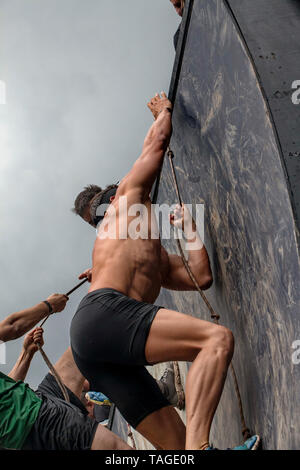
[228,0,300,247]
[156,0,300,449]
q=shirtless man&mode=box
[71,93,259,450]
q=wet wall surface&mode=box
[155,0,300,449]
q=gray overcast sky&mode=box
[0,0,180,387]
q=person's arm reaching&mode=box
[162,204,213,291]
[8,328,44,382]
[0,294,68,343]
[119,92,173,200]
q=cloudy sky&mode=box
[0,0,180,387]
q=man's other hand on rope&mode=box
[8,328,44,382]
[23,327,44,355]
[170,203,204,250]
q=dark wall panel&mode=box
[156,0,300,449]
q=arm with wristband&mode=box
[0,293,68,343]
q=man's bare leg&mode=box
[145,309,234,450]
[91,423,132,450]
[136,406,186,450]
[53,347,86,398]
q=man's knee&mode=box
[207,325,234,358]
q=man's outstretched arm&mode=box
[8,328,44,382]
[119,92,172,199]
[0,294,68,343]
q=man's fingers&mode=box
[33,329,43,337]
[34,327,43,334]
[161,91,167,98]
[33,334,43,344]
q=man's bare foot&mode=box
[170,0,185,17]
[147,92,172,120]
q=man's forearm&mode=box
[8,349,35,382]
[0,302,49,342]
[184,223,213,288]
[132,108,172,191]
[144,107,172,154]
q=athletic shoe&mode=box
[85,391,112,406]
[157,362,185,409]
[205,435,260,450]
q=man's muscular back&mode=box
[89,189,167,303]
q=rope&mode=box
[127,423,137,450]
[37,278,89,404]
[37,344,70,402]
[166,147,251,440]
[173,360,185,410]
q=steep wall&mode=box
[111,0,300,449]
[155,0,300,449]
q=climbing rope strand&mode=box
[172,360,185,410]
[167,147,250,440]
[37,278,89,403]
[229,362,250,439]
[127,424,137,450]
[37,344,70,402]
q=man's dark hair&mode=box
[72,184,102,217]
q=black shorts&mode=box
[70,288,169,428]
[22,373,98,451]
